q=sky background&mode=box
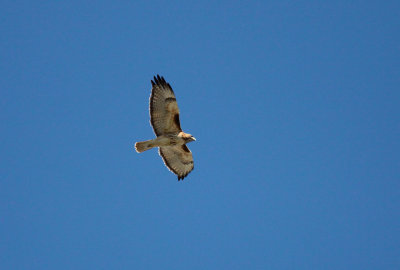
[1,1,399,269]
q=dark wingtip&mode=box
[178,172,190,181]
[152,74,169,88]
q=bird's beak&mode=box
[192,137,196,141]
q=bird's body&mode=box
[135,132,193,152]
[135,75,195,180]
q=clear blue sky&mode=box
[1,1,399,269]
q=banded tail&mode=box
[135,140,155,153]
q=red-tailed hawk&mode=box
[135,75,196,180]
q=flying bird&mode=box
[135,75,196,180]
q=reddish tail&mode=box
[135,140,154,153]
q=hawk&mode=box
[135,75,196,180]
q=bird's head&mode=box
[185,134,196,143]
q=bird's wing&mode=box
[149,75,182,136]
[159,145,194,180]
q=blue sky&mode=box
[1,1,399,269]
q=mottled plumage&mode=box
[135,75,195,181]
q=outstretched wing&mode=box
[150,75,182,136]
[159,145,194,180]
